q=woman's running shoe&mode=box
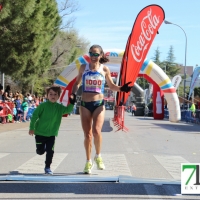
[83,162,93,174]
[94,157,105,170]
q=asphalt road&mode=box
[0,110,200,199]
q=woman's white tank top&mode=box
[82,63,105,94]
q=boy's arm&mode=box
[61,104,74,115]
[29,104,43,130]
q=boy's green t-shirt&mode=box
[30,101,73,137]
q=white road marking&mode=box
[15,153,68,174]
[92,154,131,176]
[154,155,189,180]
[0,153,9,159]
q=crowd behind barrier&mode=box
[164,109,200,124]
[0,101,37,124]
[0,86,46,124]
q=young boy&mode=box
[29,86,76,175]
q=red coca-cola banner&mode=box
[117,5,165,105]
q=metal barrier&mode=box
[164,109,200,124]
[0,102,14,123]
[112,106,128,132]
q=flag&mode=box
[188,66,200,99]
[171,75,182,90]
[116,4,165,105]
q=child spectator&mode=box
[14,95,22,123]
[21,97,29,122]
[13,104,17,122]
[30,100,36,108]
[29,86,75,175]
[8,92,14,102]
[7,114,13,123]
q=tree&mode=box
[0,0,61,90]
[44,30,89,85]
[0,0,86,94]
[194,87,200,97]
[51,30,89,68]
[152,47,162,66]
[163,46,180,78]
[136,77,149,89]
[57,0,79,30]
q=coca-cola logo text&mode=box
[131,9,160,62]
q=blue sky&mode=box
[60,0,200,68]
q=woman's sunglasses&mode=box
[89,52,100,57]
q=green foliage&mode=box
[151,47,162,66]
[163,46,180,78]
[51,30,89,68]
[136,77,149,89]
[194,87,200,97]
[0,0,61,82]
[47,30,89,85]
[152,46,180,78]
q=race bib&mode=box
[83,72,104,93]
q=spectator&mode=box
[30,100,36,108]
[21,97,29,122]
[14,95,22,123]
[8,92,14,102]
[189,103,196,118]
[0,84,3,90]
[0,90,5,101]
[3,91,11,101]
[5,85,10,94]
[73,103,77,114]
[27,93,32,102]
[35,97,40,107]
[13,104,17,122]
[131,103,137,116]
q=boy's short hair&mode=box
[46,86,62,97]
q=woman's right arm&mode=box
[72,64,85,94]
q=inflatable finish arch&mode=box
[55,51,181,122]
[139,60,181,122]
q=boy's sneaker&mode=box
[94,156,105,170]
[83,162,93,174]
[44,167,53,175]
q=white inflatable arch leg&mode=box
[140,59,181,122]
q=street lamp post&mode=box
[164,20,187,105]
